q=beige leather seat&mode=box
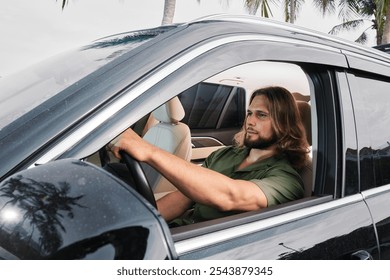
[294,95,313,197]
[296,100,312,146]
[141,97,192,198]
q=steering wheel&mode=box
[119,150,157,208]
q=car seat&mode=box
[141,97,192,199]
[293,93,313,197]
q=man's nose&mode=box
[246,114,255,126]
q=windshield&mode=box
[0,26,175,131]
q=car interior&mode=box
[85,61,319,231]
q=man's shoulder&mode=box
[266,154,300,176]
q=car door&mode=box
[341,53,390,259]
[170,63,378,260]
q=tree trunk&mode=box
[290,0,295,23]
[162,0,176,25]
[382,1,390,43]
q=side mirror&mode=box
[0,159,176,260]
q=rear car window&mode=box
[351,74,390,190]
[178,82,246,130]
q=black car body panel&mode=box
[173,195,377,259]
[1,15,390,259]
[362,186,390,259]
[0,159,175,259]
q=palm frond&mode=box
[338,0,361,22]
[262,0,275,17]
[359,0,376,16]
[245,0,261,15]
[329,19,365,35]
[355,31,368,44]
[245,0,278,17]
[312,0,336,16]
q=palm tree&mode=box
[243,0,389,45]
[56,0,389,44]
[244,0,306,23]
[57,0,68,10]
[327,0,388,45]
[284,0,305,23]
[244,0,277,18]
[323,0,371,44]
[378,0,390,43]
[162,0,177,25]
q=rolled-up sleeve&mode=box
[251,168,304,206]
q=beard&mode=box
[244,131,278,149]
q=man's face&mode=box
[244,95,277,149]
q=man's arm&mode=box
[111,129,268,212]
[156,191,193,221]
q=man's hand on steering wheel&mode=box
[110,129,157,208]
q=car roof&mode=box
[191,14,390,62]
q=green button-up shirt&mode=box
[173,146,304,225]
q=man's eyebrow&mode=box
[247,109,269,114]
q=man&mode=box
[111,86,310,225]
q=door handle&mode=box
[351,250,373,260]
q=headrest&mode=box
[292,92,310,102]
[152,97,185,124]
[296,100,312,145]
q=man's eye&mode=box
[257,112,268,119]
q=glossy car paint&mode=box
[363,186,390,259]
[172,196,377,259]
[0,159,174,259]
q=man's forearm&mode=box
[156,191,192,222]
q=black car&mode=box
[1,15,390,260]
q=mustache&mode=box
[246,127,257,133]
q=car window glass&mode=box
[219,87,246,129]
[351,74,390,189]
[0,27,175,130]
[178,83,245,130]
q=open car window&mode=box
[84,61,316,217]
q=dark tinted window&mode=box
[178,82,245,130]
[351,74,390,190]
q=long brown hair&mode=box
[233,86,310,169]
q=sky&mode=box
[0,0,376,78]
